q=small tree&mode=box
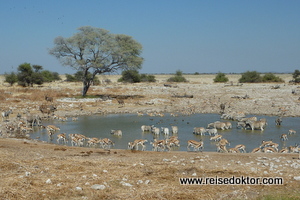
[167,70,187,82]
[140,74,156,82]
[214,72,229,83]
[262,73,284,82]
[17,63,34,86]
[4,72,18,86]
[292,70,300,83]
[239,71,262,83]
[118,70,141,83]
[49,26,143,96]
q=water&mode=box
[30,113,300,152]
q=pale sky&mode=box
[1,0,299,75]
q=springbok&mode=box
[251,147,262,153]
[57,133,67,144]
[129,139,148,151]
[235,144,246,153]
[187,140,203,152]
[228,148,239,153]
[288,129,296,135]
[210,134,222,141]
[280,134,288,141]
[279,147,289,153]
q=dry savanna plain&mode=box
[1,74,300,200]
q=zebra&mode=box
[1,109,13,121]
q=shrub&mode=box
[167,70,187,82]
[214,72,229,83]
[140,74,156,82]
[4,72,18,86]
[262,73,284,82]
[65,74,78,82]
[239,71,262,83]
[118,70,141,83]
[292,70,300,83]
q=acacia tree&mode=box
[49,26,144,96]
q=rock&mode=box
[46,179,52,184]
[91,184,106,190]
[75,187,82,191]
[294,176,300,181]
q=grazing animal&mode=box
[129,139,148,151]
[251,147,262,153]
[193,127,206,135]
[245,120,266,131]
[111,129,122,136]
[187,140,204,152]
[45,95,53,102]
[288,129,296,135]
[161,127,169,135]
[235,144,246,153]
[206,128,218,136]
[151,126,160,135]
[275,117,282,125]
[117,99,125,106]
[280,134,288,141]
[171,126,178,134]
[1,109,13,121]
[141,125,152,132]
[210,135,222,141]
[57,133,67,144]
[207,121,226,130]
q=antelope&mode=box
[46,125,60,132]
[280,134,288,141]
[289,145,300,153]
[251,147,262,153]
[99,138,114,149]
[187,140,203,152]
[260,140,273,149]
[263,147,277,153]
[219,138,230,146]
[167,136,180,148]
[87,138,101,147]
[210,134,222,141]
[193,127,206,135]
[228,148,239,153]
[151,139,169,151]
[235,144,246,153]
[57,133,67,144]
[279,147,289,153]
[111,130,122,136]
[288,129,296,135]
[216,144,228,153]
[1,109,13,121]
[47,130,55,139]
[117,99,125,106]
[275,117,282,125]
[129,139,148,151]
[72,117,78,121]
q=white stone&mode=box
[46,179,52,184]
[75,187,82,191]
[91,184,106,190]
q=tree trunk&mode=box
[82,81,90,96]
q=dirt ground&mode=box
[1,74,300,199]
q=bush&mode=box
[118,70,141,83]
[167,70,187,82]
[4,72,18,86]
[140,74,156,82]
[214,72,229,83]
[292,70,300,83]
[65,74,78,82]
[262,73,284,82]
[239,71,262,83]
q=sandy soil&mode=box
[1,74,300,199]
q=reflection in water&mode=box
[30,113,299,152]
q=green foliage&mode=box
[49,26,144,96]
[41,70,62,82]
[239,71,262,83]
[118,70,141,83]
[262,73,284,82]
[140,74,156,82]
[167,70,187,82]
[4,72,18,86]
[214,72,229,83]
[65,74,77,82]
[194,72,200,75]
[17,63,34,86]
[292,69,300,83]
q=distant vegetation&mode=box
[214,72,229,83]
[118,70,156,83]
[292,70,300,83]
[65,71,100,85]
[167,70,187,82]
[4,63,61,86]
[239,71,284,83]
